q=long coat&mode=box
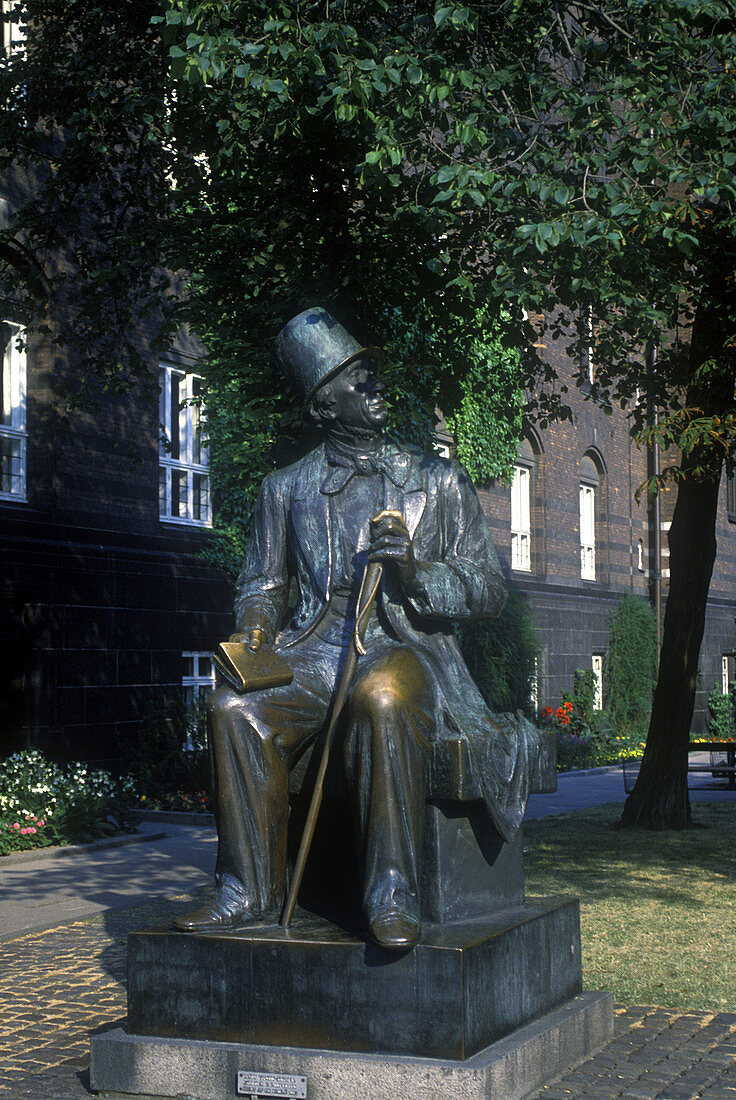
[233,438,537,842]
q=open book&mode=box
[213,641,294,694]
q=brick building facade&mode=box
[0,323,233,761]
[475,328,736,732]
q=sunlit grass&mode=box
[524,803,736,1010]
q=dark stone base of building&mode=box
[126,897,582,1061]
[91,992,613,1100]
[0,510,233,760]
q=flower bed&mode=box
[0,750,136,856]
[138,789,212,814]
[540,690,646,772]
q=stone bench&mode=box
[288,722,557,923]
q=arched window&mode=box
[579,453,601,581]
[511,434,545,573]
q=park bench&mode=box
[622,741,736,793]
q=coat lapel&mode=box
[291,446,332,599]
[382,442,427,536]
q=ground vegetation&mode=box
[526,803,736,1009]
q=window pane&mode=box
[511,466,530,530]
[580,544,595,579]
[169,371,183,460]
[192,472,209,522]
[1,324,13,426]
[0,435,20,493]
[580,484,596,579]
[158,367,170,455]
[158,364,210,526]
[0,321,23,430]
[511,465,531,571]
[580,485,595,542]
[191,377,207,465]
[511,531,530,571]
[158,466,167,515]
[173,469,188,518]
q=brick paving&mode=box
[0,889,207,1099]
[529,1007,736,1100]
[1,901,735,1100]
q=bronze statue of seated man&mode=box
[174,306,535,949]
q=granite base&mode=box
[91,991,613,1100]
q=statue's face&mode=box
[327,358,388,432]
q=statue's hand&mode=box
[229,628,267,652]
[368,511,417,586]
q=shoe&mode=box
[172,896,259,933]
[368,907,420,949]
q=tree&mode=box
[0,0,529,558]
[3,0,736,826]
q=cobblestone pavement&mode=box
[529,1007,736,1100]
[0,888,207,1099]
[2,904,736,1099]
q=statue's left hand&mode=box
[368,511,417,586]
[229,628,267,652]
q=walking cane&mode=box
[280,514,399,928]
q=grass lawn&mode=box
[524,802,736,1011]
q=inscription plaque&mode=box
[237,1071,307,1098]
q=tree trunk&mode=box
[620,458,721,828]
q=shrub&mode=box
[708,686,735,741]
[123,697,213,810]
[604,592,658,736]
[457,590,541,716]
[0,750,136,855]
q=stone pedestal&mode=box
[91,992,614,1100]
[90,758,612,1100]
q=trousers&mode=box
[207,630,434,920]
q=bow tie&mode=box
[321,440,410,494]
[329,449,382,476]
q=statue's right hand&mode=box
[229,628,266,652]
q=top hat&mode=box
[273,307,384,404]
